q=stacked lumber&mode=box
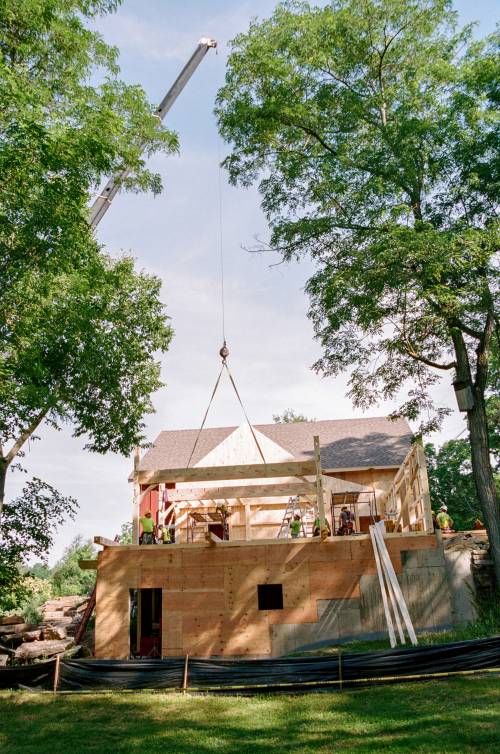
[0,595,89,665]
[41,596,88,636]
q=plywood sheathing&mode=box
[94,533,447,659]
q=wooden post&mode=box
[244,501,251,541]
[182,654,189,693]
[369,524,396,647]
[313,436,326,531]
[132,446,141,545]
[53,654,61,694]
[338,648,343,691]
[159,483,165,525]
[372,522,418,646]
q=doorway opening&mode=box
[130,588,162,657]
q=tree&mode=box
[51,536,96,597]
[0,0,176,514]
[426,440,484,530]
[117,522,133,544]
[216,0,500,583]
[0,252,173,511]
[273,409,315,423]
[0,0,177,288]
[0,478,76,611]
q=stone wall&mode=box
[94,533,453,659]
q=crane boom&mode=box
[89,37,217,229]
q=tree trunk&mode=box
[451,326,499,588]
[0,457,7,520]
[468,395,500,588]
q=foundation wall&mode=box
[95,532,455,659]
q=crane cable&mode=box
[185,138,266,469]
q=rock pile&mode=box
[444,530,495,594]
[0,595,89,665]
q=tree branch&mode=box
[449,317,483,340]
[475,307,495,393]
[402,344,456,371]
[280,116,338,156]
[4,408,49,465]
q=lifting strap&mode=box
[186,343,266,468]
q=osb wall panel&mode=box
[94,534,439,659]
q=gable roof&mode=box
[138,416,413,472]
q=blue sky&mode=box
[10,0,498,563]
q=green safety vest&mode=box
[290,520,301,535]
[140,516,154,533]
[162,527,171,542]
[436,512,452,529]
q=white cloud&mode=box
[96,3,264,64]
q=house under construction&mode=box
[91,417,457,659]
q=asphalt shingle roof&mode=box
[138,416,413,472]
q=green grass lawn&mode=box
[0,677,498,754]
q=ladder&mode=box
[277,497,311,539]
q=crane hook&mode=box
[219,340,229,363]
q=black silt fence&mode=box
[0,637,498,694]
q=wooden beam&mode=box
[78,559,98,570]
[132,446,141,545]
[369,524,396,647]
[94,536,120,547]
[205,531,222,546]
[415,439,433,533]
[314,436,326,530]
[244,501,251,541]
[372,522,418,645]
[166,481,316,502]
[137,460,317,485]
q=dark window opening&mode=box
[258,583,283,610]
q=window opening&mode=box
[257,583,283,610]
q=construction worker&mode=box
[290,514,302,538]
[139,510,155,544]
[313,516,331,538]
[436,505,454,532]
[431,510,439,531]
[160,524,172,544]
[338,506,355,536]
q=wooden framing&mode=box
[94,536,120,547]
[95,528,428,552]
[137,459,317,486]
[314,435,326,528]
[131,432,433,545]
[132,446,141,545]
[78,559,98,570]
[166,481,316,502]
[385,439,433,533]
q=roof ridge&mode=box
[156,416,404,436]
